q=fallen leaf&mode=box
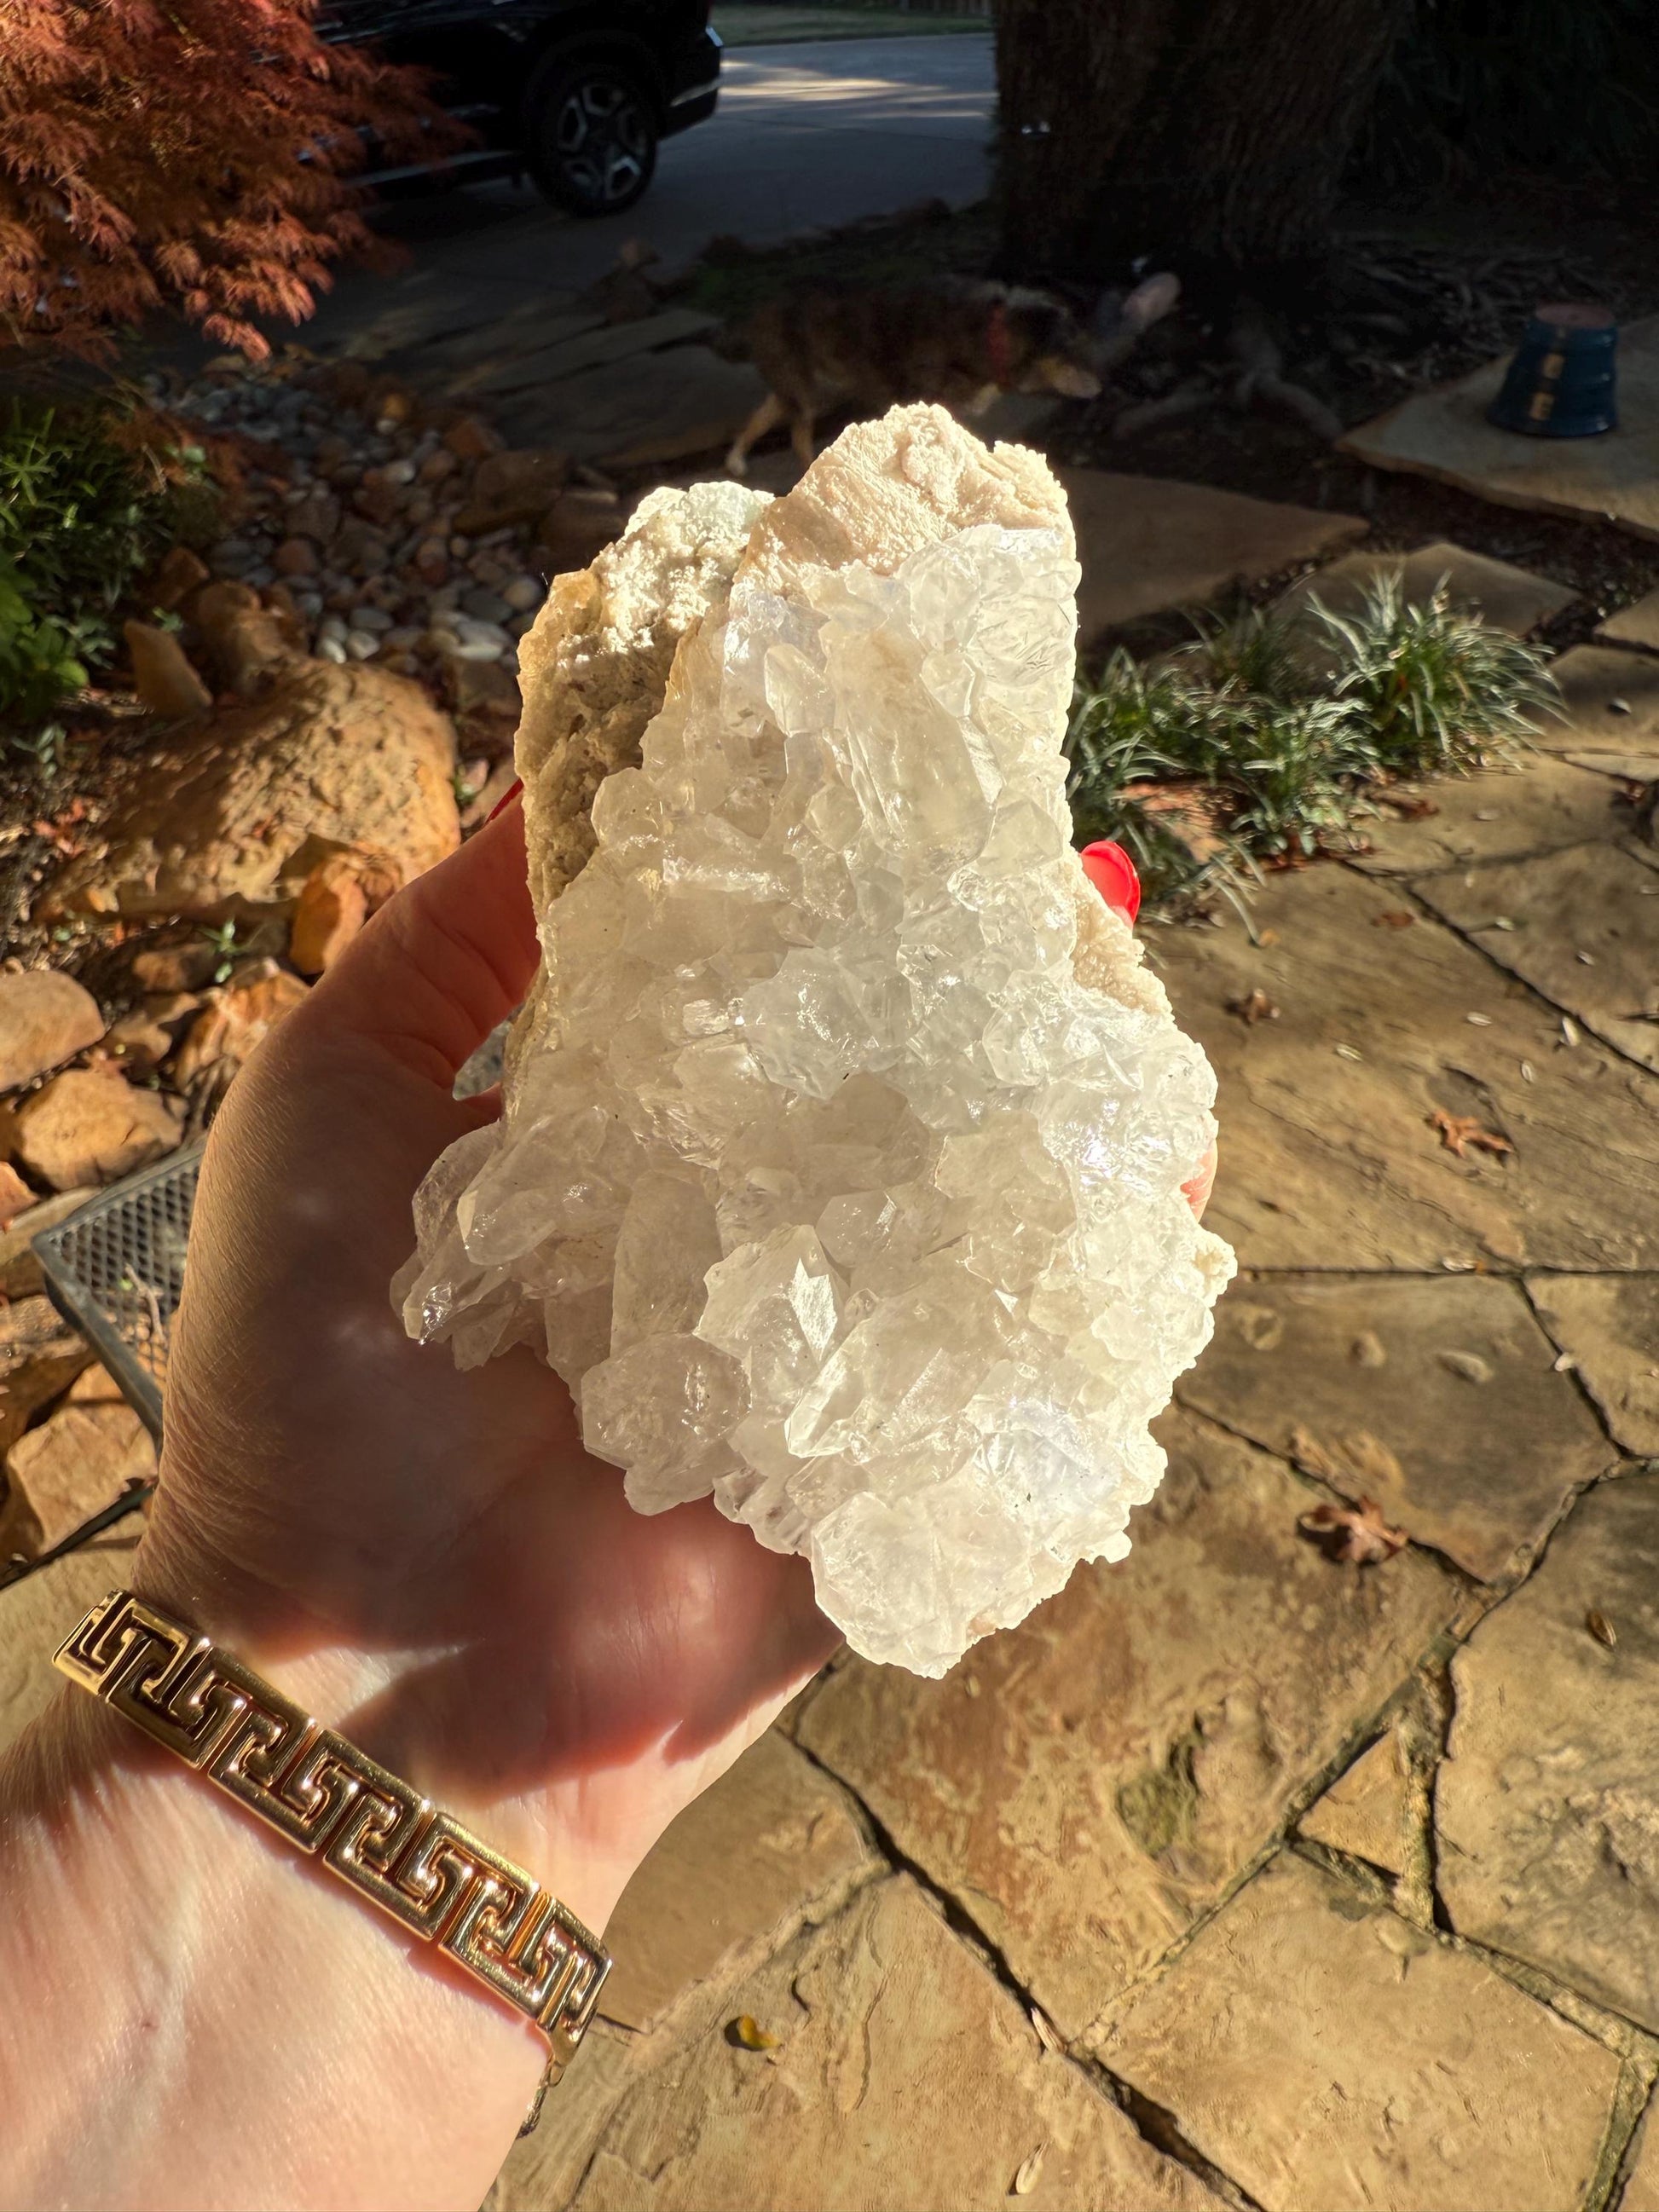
[1373,910,1415,928]
[1335,1042,1363,1061]
[1257,927,1280,945]
[1562,1016,1581,1047]
[1031,2008,1062,2056]
[1298,1494,1409,1565]
[1227,986,1280,1025]
[1382,794,1439,818]
[1438,1349,1493,1384]
[1012,2144,1047,2198]
[1430,1109,1513,1160]
[1587,1608,1617,1648]
[728,2015,777,2051]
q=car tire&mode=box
[526,57,658,217]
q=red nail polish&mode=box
[486,777,523,824]
[1080,840,1142,923]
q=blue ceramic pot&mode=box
[1488,302,1618,437]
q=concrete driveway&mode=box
[300,34,995,362]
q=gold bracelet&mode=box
[55,1588,611,2134]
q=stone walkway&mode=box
[3,545,1657,2212]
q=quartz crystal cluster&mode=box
[396,406,1233,1677]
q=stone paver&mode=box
[1153,861,1659,1273]
[1095,1851,1621,2212]
[1351,755,1627,875]
[1437,1471,1659,2030]
[1527,1273,1659,1457]
[441,309,720,407]
[1598,586,1659,653]
[1338,313,1659,543]
[1180,1273,1612,1581]
[1545,646,1659,756]
[563,1879,1222,2212]
[1298,1729,1410,1875]
[0,1528,142,1756]
[1621,2103,1659,2212]
[494,347,769,466]
[598,1731,876,2032]
[1061,470,1367,642]
[1416,841,1659,1073]
[0,1295,89,1459]
[1276,539,1577,637]
[795,1407,1457,2038]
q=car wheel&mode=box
[527,59,658,217]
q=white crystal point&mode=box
[398,403,1234,1678]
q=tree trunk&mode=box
[993,0,1411,276]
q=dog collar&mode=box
[986,301,1014,386]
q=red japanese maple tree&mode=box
[0,0,442,361]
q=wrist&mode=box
[1,1677,550,2212]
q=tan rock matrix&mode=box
[397,407,1233,1675]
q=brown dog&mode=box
[725,272,1179,476]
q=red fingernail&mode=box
[1080,840,1142,923]
[486,777,523,823]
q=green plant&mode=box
[202,918,244,984]
[0,393,184,722]
[1313,575,1556,776]
[1064,576,1556,907]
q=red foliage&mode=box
[0,0,447,360]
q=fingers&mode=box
[1079,839,1142,923]
[302,793,539,1085]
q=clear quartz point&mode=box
[397,407,1234,1677]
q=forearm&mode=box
[0,1676,596,2212]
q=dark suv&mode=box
[321,0,722,217]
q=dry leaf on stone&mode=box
[1430,1109,1514,1160]
[1228,987,1280,1025]
[1438,1349,1494,1384]
[1373,910,1415,928]
[1298,1494,1409,1565]
[727,2015,778,2051]
[1380,794,1439,819]
[1031,2007,1061,2055]
[1012,2144,1047,2197]
[1587,1608,1617,1648]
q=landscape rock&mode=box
[0,971,105,1092]
[287,849,400,977]
[1298,1729,1410,1875]
[1416,841,1659,1074]
[12,1070,180,1190]
[190,580,303,696]
[508,347,767,470]
[0,1525,142,1759]
[101,993,201,1076]
[795,1407,1457,2035]
[442,413,505,463]
[532,487,624,577]
[0,1163,30,1228]
[445,656,522,724]
[36,661,459,925]
[147,545,211,613]
[558,1879,1223,2212]
[1059,470,1367,640]
[0,1189,97,1299]
[1526,1273,1659,1456]
[599,1732,875,2033]
[172,961,309,1084]
[124,620,212,717]
[1154,861,1659,1272]
[0,1294,89,1458]
[1096,1852,1620,2212]
[1437,1473,1659,2030]
[129,940,217,995]
[1,1398,155,1556]
[1179,1273,1612,1581]
[455,447,571,534]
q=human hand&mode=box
[136,796,841,1939]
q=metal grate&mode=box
[31,1142,204,1441]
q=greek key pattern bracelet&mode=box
[55,1590,611,2128]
